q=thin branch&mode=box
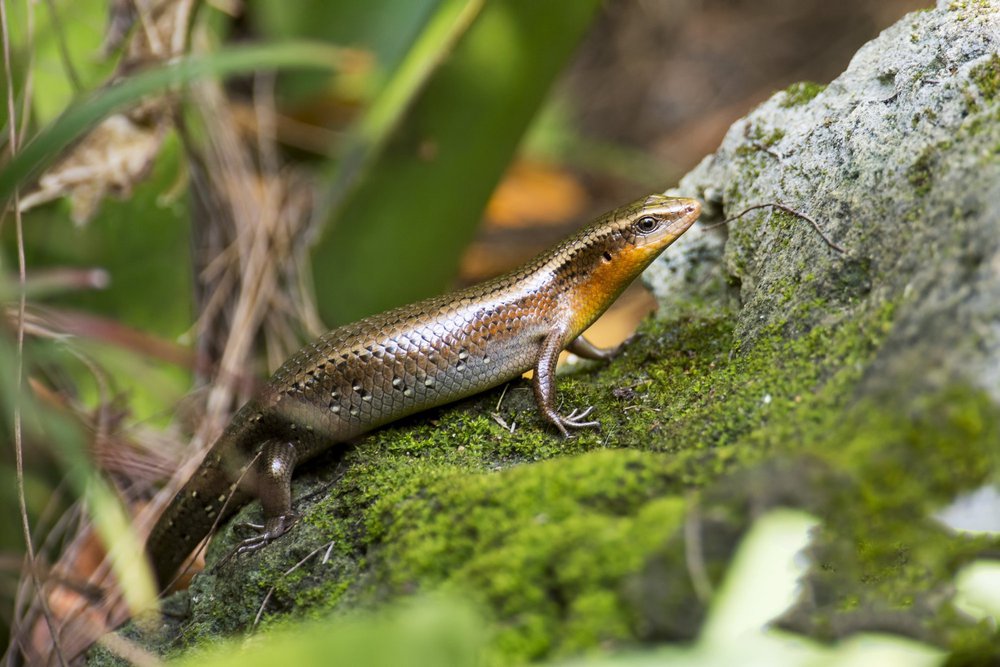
[494,382,510,412]
[131,0,165,57]
[253,71,279,181]
[251,541,334,632]
[703,202,846,254]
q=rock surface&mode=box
[94,2,1000,664]
[656,0,1000,400]
[651,0,1000,647]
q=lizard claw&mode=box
[549,406,600,437]
[233,521,264,538]
[564,406,596,423]
[215,512,299,570]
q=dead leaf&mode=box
[484,160,588,228]
[19,114,168,224]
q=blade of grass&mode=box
[322,0,484,216]
[0,40,346,209]
[0,332,160,619]
[0,0,67,661]
[312,0,604,324]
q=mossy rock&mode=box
[94,2,1000,664]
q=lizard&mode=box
[147,193,701,590]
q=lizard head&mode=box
[557,194,701,336]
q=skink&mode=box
[147,194,701,590]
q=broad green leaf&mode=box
[322,0,485,225]
[251,0,442,102]
[312,0,603,324]
[172,596,484,667]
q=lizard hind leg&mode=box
[225,439,300,562]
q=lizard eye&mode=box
[634,216,660,235]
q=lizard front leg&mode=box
[532,329,600,437]
[566,335,622,361]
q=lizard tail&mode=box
[147,461,251,591]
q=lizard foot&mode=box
[550,406,600,437]
[216,511,299,569]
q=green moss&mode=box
[369,459,689,660]
[948,0,993,15]
[139,264,1000,663]
[325,294,903,659]
[970,53,1000,102]
[782,386,1000,642]
[908,148,936,196]
[780,81,826,108]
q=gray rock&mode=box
[637,0,1000,647]
[651,0,1000,400]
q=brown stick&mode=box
[703,202,846,254]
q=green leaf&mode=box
[171,596,485,667]
[322,0,485,218]
[311,0,603,324]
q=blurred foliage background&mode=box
[0,0,928,661]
